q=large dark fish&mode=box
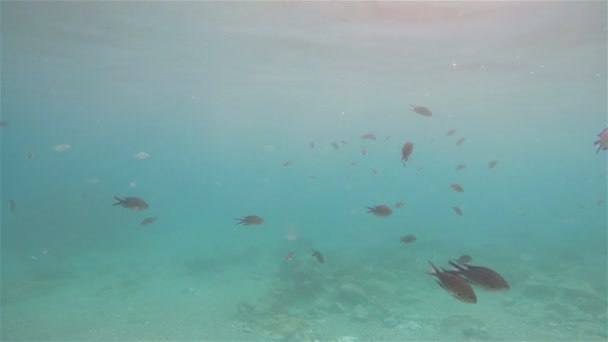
[428,262,477,303]
[113,196,148,211]
[311,249,325,264]
[410,105,432,117]
[594,128,608,153]
[448,261,510,292]
[401,142,414,165]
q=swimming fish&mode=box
[450,184,464,193]
[140,217,158,226]
[284,252,295,262]
[594,128,608,153]
[311,249,325,264]
[332,142,339,150]
[394,202,405,208]
[401,142,414,165]
[455,164,467,171]
[488,160,498,169]
[235,215,264,226]
[410,105,432,117]
[446,129,456,136]
[366,204,393,217]
[455,254,473,264]
[113,196,148,211]
[452,206,463,216]
[456,137,466,146]
[400,234,416,244]
[428,262,477,304]
[361,133,376,140]
[448,261,510,292]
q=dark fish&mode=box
[446,129,456,136]
[371,168,378,175]
[361,146,366,156]
[410,105,432,117]
[394,201,405,208]
[455,255,472,264]
[450,183,464,193]
[455,164,467,171]
[594,128,608,153]
[488,160,498,169]
[0,120,9,127]
[140,217,158,226]
[362,133,376,140]
[310,141,315,149]
[400,234,416,244]
[452,206,463,216]
[428,262,477,303]
[311,249,325,264]
[283,160,292,167]
[366,204,393,217]
[350,161,358,167]
[456,137,466,146]
[113,196,149,211]
[235,215,264,226]
[9,200,15,213]
[448,261,510,292]
[332,142,339,150]
[401,142,414,165]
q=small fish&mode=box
[361,146,366,156]
[235,215,264,226]
[594,128,608,153]
[455,255,473,264]
[450,183,464,193]
[366,204,393,217]
[361,133,376,140]
[140,217,158,226]
[410,105,432,117]
[452,206,463,216]
[310,141,315,149]
[446,129,456,136]
[371,168,378,175]
[113,196,148,211]
[456,137,466,146]
[331,142,339,150]
[351,161,358,167]
[394,202,405,208]
[488,160,498,169]
[401,142,414,165]
[0,120,9,127]
[27,151,36,160]
[9,200,15,213]
[385,136,391,141]
[311,249,325,264]
[400,234,416,244]
[284,252,295,262]
[455,164,467,171]
[283,160,292,167]
[428,262,477,304]
[341,140,348,145]
[448,261,510,292]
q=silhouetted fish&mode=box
[449,261,510,292]
[594,128,608,153]
[410,105,432,117]
[401,142,414,165]
[428,262,477,303]
[311,249,325,264]
[113,197,148,211]
[235,215,264,226]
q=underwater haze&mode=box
[1,1,607,341]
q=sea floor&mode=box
[1,242,606,341]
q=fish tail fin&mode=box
[112,197,124,206]
[427,261,439,276]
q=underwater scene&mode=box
[1,2,607,341]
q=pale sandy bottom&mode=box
[2,244,606,342]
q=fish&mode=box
[332,142,339,150]
[9,200,15,213]
[235,215,264,226]
[361,146,366,156]
[394,202,405,208]
[341,140,348,145]
[428,262,477,304]
[452,206,463,216]
[456,137,466,146]
[0,120,9,127]
[284,252,295,262]
[455,255,473,264]
[113,196,149,211]
[385,136,391,141]
[455,164,467,171]
[446,129,456,136]
[366,204,393,217]
[371,168,378,175]
[488,160,498,169]
[450,183,464,193]
[310,141,315,149]
[283,160,292,167]
[401,142,414,165]
[350,161,358,167]
[400,234,416,244]
[311,249,325,264]
[448,261,510,292]
[594,128,608,153]
[361,133,376,140]
[27,151,36,160]
[410,105,432,117]
[140,217,158,226]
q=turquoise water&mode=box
[1,2,607,341]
